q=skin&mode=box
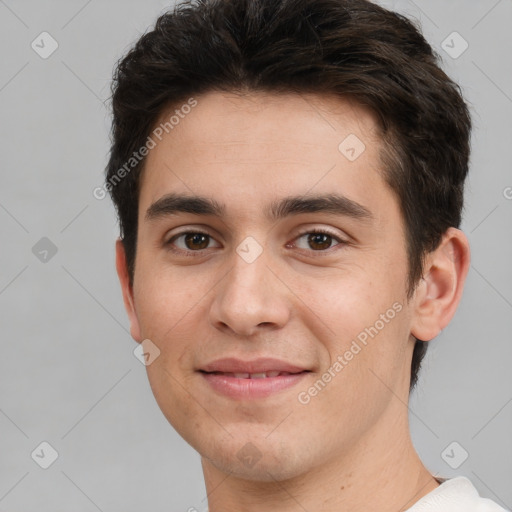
[116,91,470,512]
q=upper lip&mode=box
[200,357,309,374]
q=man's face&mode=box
[123,91,418,480]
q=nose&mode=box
[209,247,291,337]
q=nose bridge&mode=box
[209,237,290,335]
[230,242,271,297]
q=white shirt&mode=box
[405,476,509,511]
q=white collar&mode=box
[405,476,508,511]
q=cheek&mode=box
[133,266,209,391]
[134,261,203,336]
[302,272,380,337]
[145,358,200,440]
[304,266,409,381]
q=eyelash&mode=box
[165,228,347,257]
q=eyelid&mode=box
[164,223,219,241]
[294,225,346,240]
[289,226,348,252]
[165,229,221,251]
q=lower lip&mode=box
[200,372,309,399]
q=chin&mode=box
[201,434,312,482]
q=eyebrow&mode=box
[145,192,373,223]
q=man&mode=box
[105,0,508,510]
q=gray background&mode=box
[0,0,511,510]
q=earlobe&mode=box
[410,228,470,342]
[115,239,143,342]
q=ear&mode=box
[410,227,470,341]
[115,239,143,343]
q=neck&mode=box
[201,401,439,512]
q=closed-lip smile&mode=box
[199,357,311,399]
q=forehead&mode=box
[150,90,381,151]
[138,90,390,222]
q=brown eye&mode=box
[293,229,345,252]
[166,231,219,254]
[307,232,334,250]
[183,233,210,250]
